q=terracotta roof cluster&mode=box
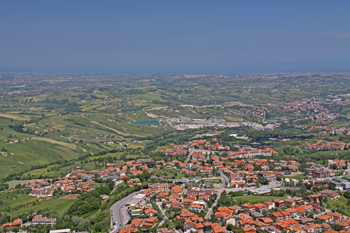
[2,219,22,228]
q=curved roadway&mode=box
[110,190,144,233]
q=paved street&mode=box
[109,160,283,233]
[110,190,143,233]
[205,190,222,219]
[219,171,229,187]
[156,201,168,219]
[203,180,281,219]
[185,149,195,163]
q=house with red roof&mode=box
[119,228,137,233]
[129,219,143,228]
[274,199,285,209]
[242,203,255,212]
[142,217,157,228]
[144,208,157,216]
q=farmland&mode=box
[0,72,350,232]
[0,72,349,181]
[10,198,75,216]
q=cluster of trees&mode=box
[283,147,302,155]
[214,191,238,210]
[269,189,286,197]
[343,191,350,205]
[331,223,345,231]
[137,171,151,182]
[207,193,218,208]
[228,191,245,197]
[67,191,102,216]
[255,178,269,188]
[0,183,9,191]
[161,218,184,230]
[67,181,113,217]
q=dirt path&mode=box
[90,121,128,138]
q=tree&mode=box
[344,191,350,199]
[174,219,184,229]
[210,214,217,223]
[72,216,90,230]
[319,195,324,206]
[227,224,234,231]
[256,181,260,188]
[332,224,344,231]
[120,154,127,161]
[262,209,269,217]
[93,222,104,232]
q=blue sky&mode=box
[0,1,349,74]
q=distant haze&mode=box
[0,1,349,74]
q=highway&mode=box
[110,190,143,233]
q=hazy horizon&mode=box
[1,1,349,74]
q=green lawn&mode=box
[232,195,284,204]
[285,174,307,179]
[82,104,101,111]
[0,190,75,220]
[0,127,34,140]
[23,163,84,179]
[157,168,186,179]
[202,179,222,184]
[30,137,76,150]
[0,117,22,126]
[10,198,75,216]
[104,144,124,149]
[0,113,31,121]
[135,92,163,101]
[23,165,67,178]
[326,196,350,216]
[127,143,145,149]
[90,183,103,189]
[81,152,147,163]
[127,154,147,159]
[155,145,172,152]
[6,179,38,189]
[0,139,79,179]
[81,152,122,161]
[1,191,37,209]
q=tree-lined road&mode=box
[205,190,222,219]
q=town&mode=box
[3,135,350,233]
[1,73,350,233]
